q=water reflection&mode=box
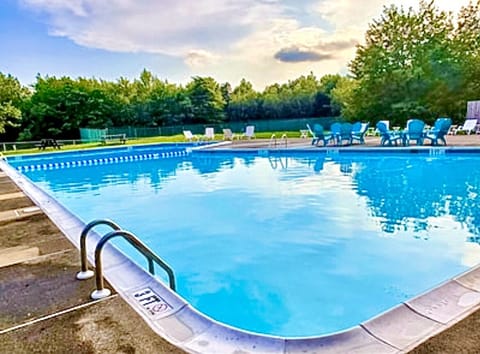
[347,155,480,237]
[28,157,186,193]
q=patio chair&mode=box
[447,124,457,135]
[222,128,237,140]
[306,123,315,138]
[402,119,425,146]
[330,122,342,145]
[424,118,452,146]
[351,122,370,144]
[299,128,309,139]
[375,120,390,136]
[204,127,215,140]
[311,124,333,146]
[453,119,478,135]
[376,121,402,146]
[338,122,353,146]
[183,130,199,141]
[241,125,256,139]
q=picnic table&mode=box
[101,134,127,144]
[35,139,63,150]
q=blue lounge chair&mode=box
[424,118,452,146]
[403,119,425,146]
[351,122,370,144]
[376,121,402,146]
[310,124,333,146]
[330,122,342,145]
[338,123,353,146]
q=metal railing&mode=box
[76,219,121,280]
[77,220,176,300]
[268,133,288,148]
[268,134,277,148]
[91,230,176,299]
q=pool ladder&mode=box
[76,219,176,300]
[268,134,288,148]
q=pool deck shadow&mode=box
[2,135,480,353]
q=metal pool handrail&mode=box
[268,133,276,148]
[91,230,176,300]
[268,133,288,148]
[77,219,122,280]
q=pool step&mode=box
[0,195,34,212]
[0,245,40,268]
[0,191,24,201]
[0,206,42,224]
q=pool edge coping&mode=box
[3,148,480,353]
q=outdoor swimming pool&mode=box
[7,146,480,337]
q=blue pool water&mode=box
[9,148,480,337]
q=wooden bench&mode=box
[35,139,63,150]
[101,134,127,144]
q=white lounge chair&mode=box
[453,119,478,135]
[241,125,256,139]
[183,130,199,141]
[204,127,215,140]
[222,128,237,140]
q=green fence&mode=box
[79,128,107,142]
[80,117,341,141]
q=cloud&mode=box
[184,50,220,68]
[274,37,358,63]
[20,0,282,55]
[274,47,331,63]
[17,0,474,89]
[22,0,89,16]
[319,39,358,51]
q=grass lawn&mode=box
[1,131,305,156]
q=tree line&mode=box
[0,71,335,141]
[1,0,479,141]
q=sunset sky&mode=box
[0,0,472,89]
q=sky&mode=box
[0,0,472,90]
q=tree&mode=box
[20,76,117,140]
[346,0,480,125]
[0,73,29,134]
[227,79,259,121]
[319,74,343,96]
[186,77,226,124]
[330,77,359,120]
[455,0,480,108]
[149,81,193,126]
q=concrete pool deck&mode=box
[208,134,480,150]
[1,134,480,353]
